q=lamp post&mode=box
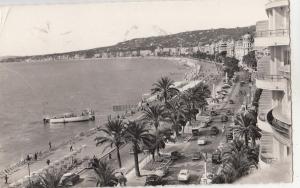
[26,155,32,188]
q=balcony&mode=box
[255,29,290,47]
[258,113,273,132]
[279,65,291,79]
[256,74,285,90]
[266,0,289,10]
[267,109,291,146]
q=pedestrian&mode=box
[70,145,73,152]
[34,153,38,160]
[108,153,112,159]
[48,141,52,150]
[46,159,50,165]
[4,174,8,184]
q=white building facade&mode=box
[254,0,291,175]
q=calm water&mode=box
[0,58,188,169]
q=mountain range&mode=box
[0,25,255,62]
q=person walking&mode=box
[34,153,38,160]
[48,141,52,150]
[4,174,8,184]
[46,159,50,165]
[70,145,73,152]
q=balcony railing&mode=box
[267,110,290,139]
[256,29,289,38]
[256,74,284,80]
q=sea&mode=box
[0,57,190,170]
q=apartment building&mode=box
[254,0,291,175]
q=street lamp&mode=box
[26,155,31,188]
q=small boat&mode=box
[43,109,95,124]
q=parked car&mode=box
[155,166,169,177]
[210,110,218,116]
[59,173,80,187]
[145,174,165,186]
[210,126,219,136]
[221,115,228,122]
[171,151,182,160]
[229,99,234,104]
[192,152,202,160]
[197,139,207,145]
[226,110,234,116]
[178,169,190,182]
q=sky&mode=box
[0,0,268,56]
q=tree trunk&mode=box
[164,91,167,105]
[151,151,155,161]
[133,145,141,177]
[252,137,256,147]
[156,146,160,157]
[155,126,160,157]
[244,134,249,147]
[174,123,179,137]
[116,146,122,168]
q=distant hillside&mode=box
[0,25,255,62]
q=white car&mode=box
[178,169,190,182]
[197,139,207,145]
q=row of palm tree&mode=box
[95,118,154,177]
[213,107,261,183]
[25,76,212,187]
[95,76,212,178]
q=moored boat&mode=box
[43,109,95,124]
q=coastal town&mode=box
[0,0,293,187]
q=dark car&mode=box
[145,175,165,186]
[192,152,202,160]
[226,110,234,116]
[221,115,228,122]
[210,110,218,116]
[210,126,219,136]
[171,151,182,160]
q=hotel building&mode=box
[254,0,291,179]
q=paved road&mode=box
[126,71,250,186]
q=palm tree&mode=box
[180,83,210,128]
[219,140,258,183]
[142,104,167,156]
[142,104,167,132]
[125,121,154,177]
[187,82,211,110]
[32,169,63,188]
[234,112,261,147]
[151,76,179,104]
[165,99,188,137]
[90,160,118,187]
[95,117,126,168]
[143,128,170,160]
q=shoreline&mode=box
[0,57,223,187]
[0,56,196,173]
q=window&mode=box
[284,50,290,65]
